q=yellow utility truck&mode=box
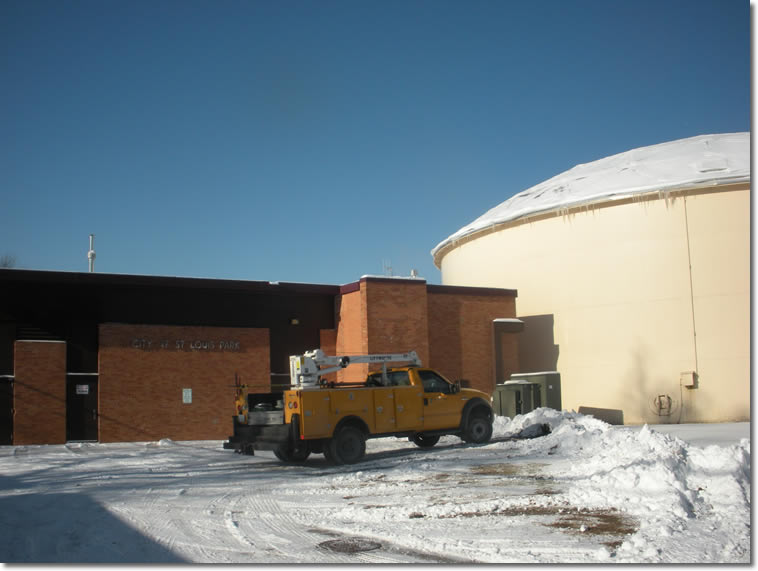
[224,349,494,464]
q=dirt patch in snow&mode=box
[544,508,638,550]
[470,462,548,477]
[434,503,637,551]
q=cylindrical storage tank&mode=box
[432,133,750,425]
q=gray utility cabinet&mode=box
[493,372,561,417]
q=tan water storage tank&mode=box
[432,133,750,425]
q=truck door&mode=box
[418,370,462,431]
[389,371,423,431]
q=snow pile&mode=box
[432,132,750,258]
[494,409,751,562]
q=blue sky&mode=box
[1,0,749,285]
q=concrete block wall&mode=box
[13,340,67,444]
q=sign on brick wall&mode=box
[130,338,242,352]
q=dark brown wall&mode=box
[0,269,337,377]
[13,341,67,444]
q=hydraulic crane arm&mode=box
[289,349,421,388]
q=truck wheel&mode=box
[323,441,339,464]
[274,444,311,463]
[463,413,493,444]
[412,433,440,448]
[328,426,366,464]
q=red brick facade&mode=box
[13,340,67,444]
[8,277,519,444]
[335,287,368,383]
[428,292,519,394]
[332,278,519,393]
[98,324,269,442]
[365,280,430,369]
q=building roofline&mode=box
[427,284,517,297]
[0,268,341,295]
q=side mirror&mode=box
[451,380,461,394]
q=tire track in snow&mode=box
[167,490,261,562]
[238,489,408,563]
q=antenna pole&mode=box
[88,234,96,273]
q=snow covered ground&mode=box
[0,409,750,564]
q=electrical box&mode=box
[680,371,698,389]
[493,381,540,417]
[509,372,562,411]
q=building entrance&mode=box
[66,375,98,441]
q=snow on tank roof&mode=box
[432,132,750,260]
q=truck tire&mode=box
[462,412,493,444]
[327,426,366,464]
[322,441,339,464]
[411,433,440,448]
[274,444,311,463]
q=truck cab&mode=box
[365,367,492,434]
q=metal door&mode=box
[0,377,12,445]
[66,375,98,441]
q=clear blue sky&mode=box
[1,0,749,285]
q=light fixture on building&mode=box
[290,318,300,326]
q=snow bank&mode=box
[494,408,751,562]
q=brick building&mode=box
[0,269,520,445]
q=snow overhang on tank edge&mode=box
[431,132,749,264]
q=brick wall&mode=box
[319,329,338,383]
[427,290,517,395]
[364,279,430,368]
[98,324,269,442]
[335,287,367,383]
[13,340,67,444]
[332,279,519,394]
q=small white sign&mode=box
[182,388,192,404]
[76,384,89,395]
